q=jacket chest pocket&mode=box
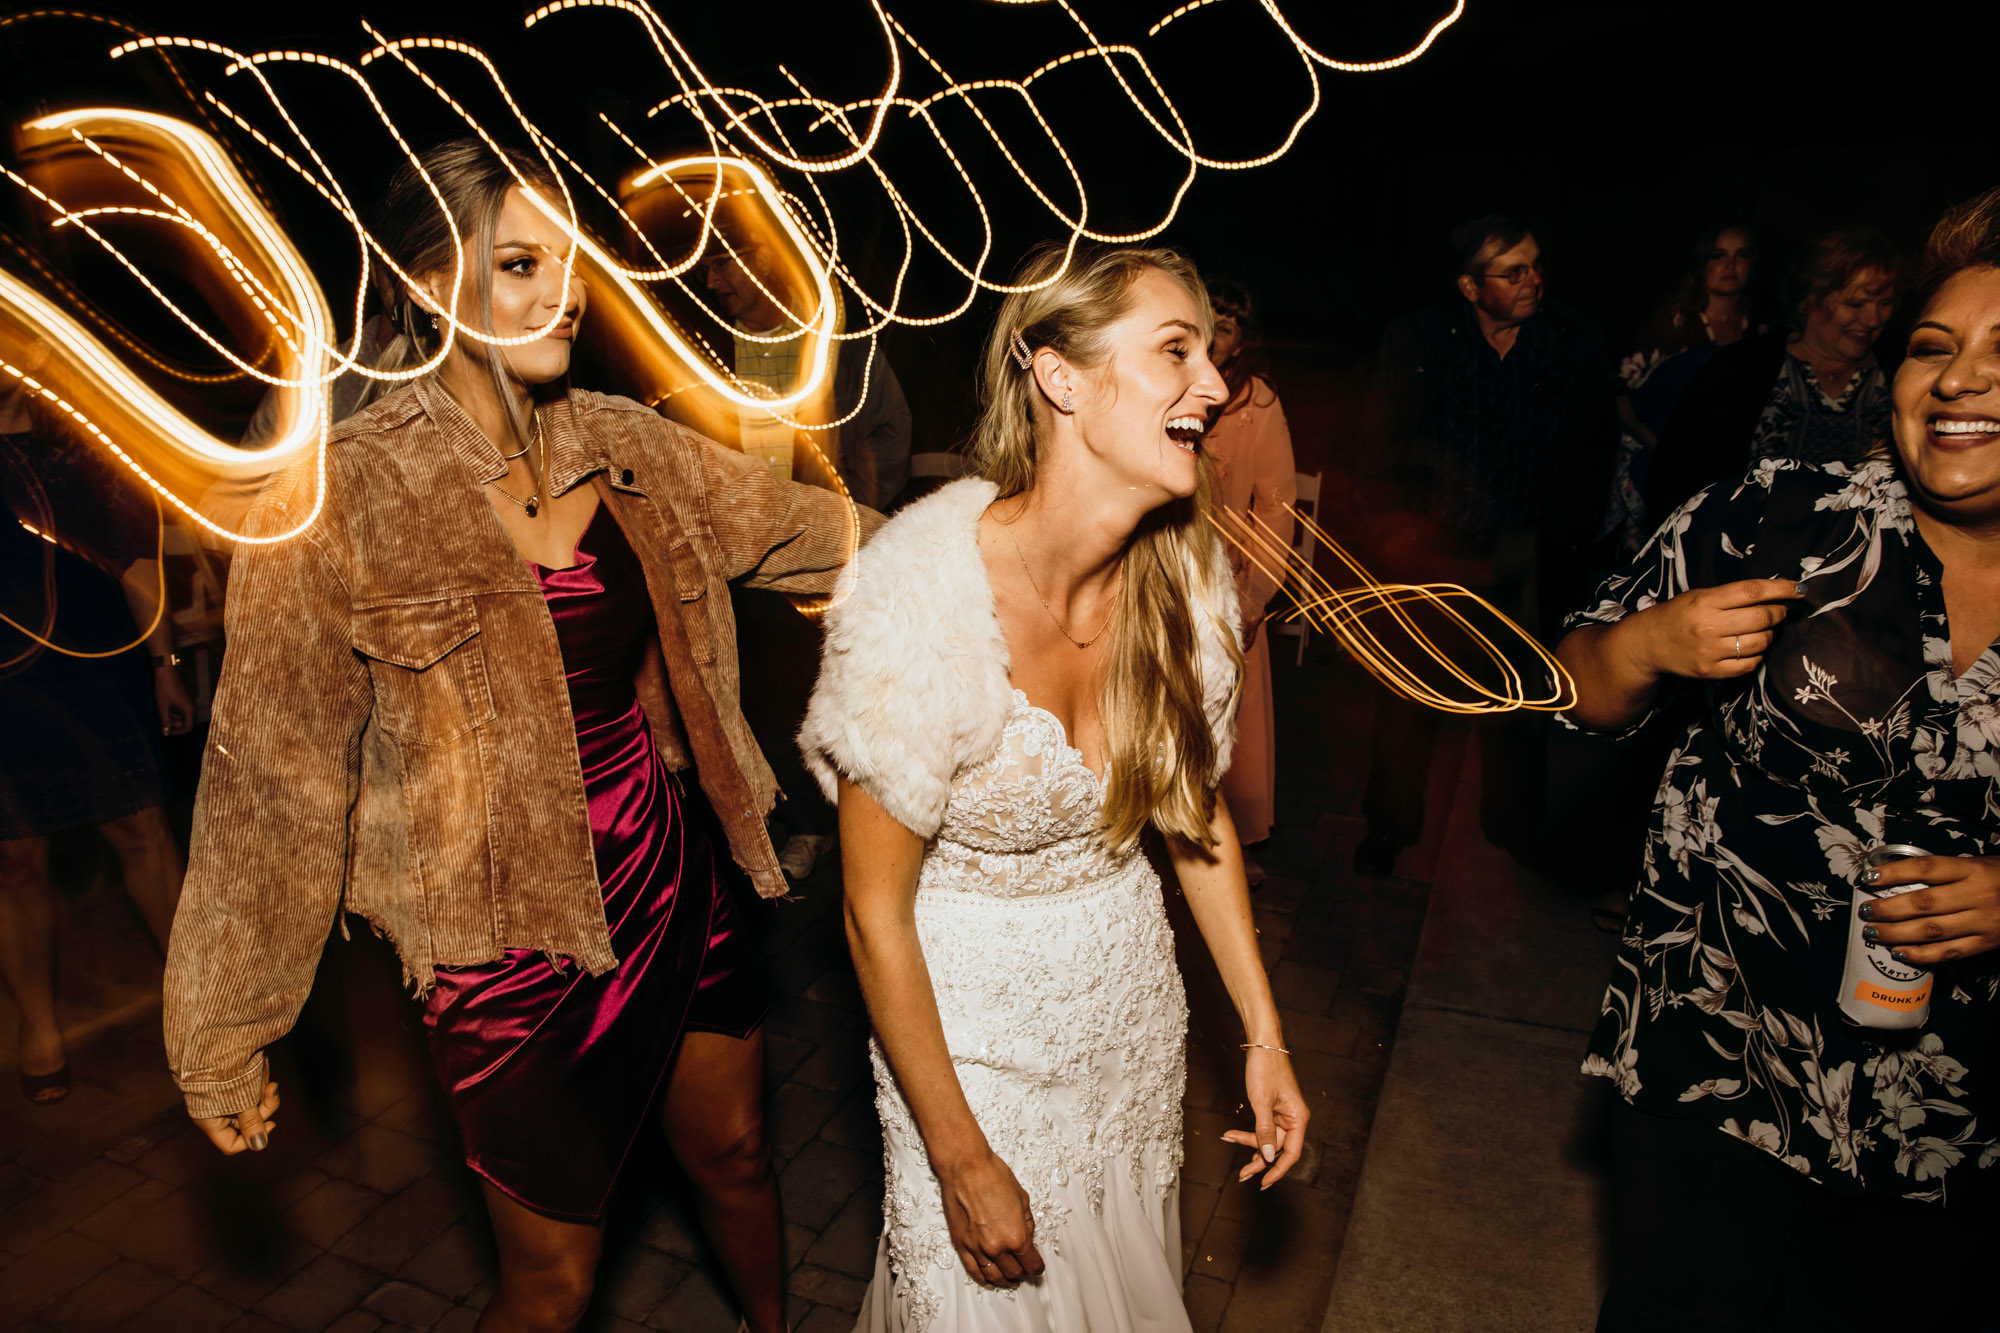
[352,597,497,744]
[663,538,715,664]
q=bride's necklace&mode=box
[1008,528,1120,649]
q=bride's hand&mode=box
[935,1148,1046,1287]
[1222,1047,1309,1189]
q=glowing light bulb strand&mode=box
[0,353,329,547]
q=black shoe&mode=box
[1352,830,1404,878]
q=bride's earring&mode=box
[1061,389,1074,413]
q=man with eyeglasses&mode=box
[698,231,912,510]
[1353,214,1620,879]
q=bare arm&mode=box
[1167,797,1310,1187]
[838,776,981,1165]
[1556,576,1804,732]
[1555,618,1670,733]
[836,777,1045,1287]
[1616,394,1657,449]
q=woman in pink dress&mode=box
[1202,281,1296,871]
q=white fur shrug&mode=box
[798,476,1242,839]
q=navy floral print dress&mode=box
[1565,457,2000,1212]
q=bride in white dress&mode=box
[800,245,1309,1331]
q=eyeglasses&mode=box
[698,244,764,279]
[1481,260,1543,286]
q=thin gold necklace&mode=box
[489,413,547,518]
[1007,528,1120,649]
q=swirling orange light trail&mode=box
[3,2,1467,655]
[1209,503,1576,714]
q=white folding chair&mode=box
[1267,470,1323,666]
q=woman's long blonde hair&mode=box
[349,139,561,450]
[972,243,1243,850]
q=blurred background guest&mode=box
[1355,215,1619,878]
[700,231,811,484]
[700,228,911,881]
[1202,278,1296,883]
[1582,225,1773,933]
[829,337,913,515]
[698,228,912,509]
[0,385,193,1105]
[1646,227,1900,523]
[1606,224,1767,555]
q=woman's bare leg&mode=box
[97,806,183,951]
[0,836,65,1084]
[475,1181,603,1333]
[662,1028,785,1333]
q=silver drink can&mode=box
[1838,844,1936,1030]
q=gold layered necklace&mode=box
[488,412,547,518]
[1008,528,1121,649]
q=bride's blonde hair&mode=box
[972,243,1243,850]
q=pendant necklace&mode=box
[489,413,546,518]
[1008,528,1120,649]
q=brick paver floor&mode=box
[1,647,1453,1332]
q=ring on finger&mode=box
[1733,635,1741,660]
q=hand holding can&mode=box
[1857,851,2000,967]
[1838,844,1936,1030]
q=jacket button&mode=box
[620,468,635,485]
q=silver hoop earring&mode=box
[1061,389,1074,413]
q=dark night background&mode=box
[0,0,1987,454]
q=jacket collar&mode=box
[412,376,606,497]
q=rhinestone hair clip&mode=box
[1008,328,1033,369]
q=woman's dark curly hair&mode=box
[1915,187,2000,307]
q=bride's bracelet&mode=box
[1240,1042,1291,1055]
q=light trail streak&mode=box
[0,489,166,664]
[1,108,332,561]
[1,2,1463,645]
[1210,503,1575,714]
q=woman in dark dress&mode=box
[1606,224,1766,555]
[164,141,869,1333]
[1558,192,2000,1331]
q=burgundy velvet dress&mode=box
[423,503,764,1223]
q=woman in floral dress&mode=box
[1558,193,2000,1329]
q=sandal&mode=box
[20,1064,70,1104]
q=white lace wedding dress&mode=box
[855,690,1193,1333]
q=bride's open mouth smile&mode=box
[1165,415,1206,453]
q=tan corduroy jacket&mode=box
[164,378,880,1119]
